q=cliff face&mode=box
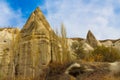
[0,28,19,77]
[14,7,68,78]
[0,28,19,62]
[0,8,75,79]
[19,7,52,66]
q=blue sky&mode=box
[0,0,120,39]
[6,0,46,18]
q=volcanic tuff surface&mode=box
[0,28,19,77]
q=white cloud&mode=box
[41,0,120,39]
[0,1,25,28]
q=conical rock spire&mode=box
[21,7,51,34]
[86,30,101,48]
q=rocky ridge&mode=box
[69,30,120,52]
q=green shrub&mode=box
[91,46,120,62]
[71,42,86,59]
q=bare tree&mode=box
[60,23,72,63]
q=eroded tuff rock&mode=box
[113,40,120,50]
[0,8,75,79]
[102,40,113,47]
[13,7,73,78]
[0,28,19,77]
[86,30,101,48]
[100,39,120,51]
[0,28,19,60]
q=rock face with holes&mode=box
[0,28,19,77]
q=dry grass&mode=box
[75,45,120,62]
[103,75,120,80]
[91,46,120,62]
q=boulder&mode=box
[102,40,113,47]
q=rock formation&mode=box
[0,28,19,78]
[13,7,72,78]
[86,30,101,48]
[100,39,120,51]
[113,40,120,51]
[102,40,113,47]
[0,8,75,79]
